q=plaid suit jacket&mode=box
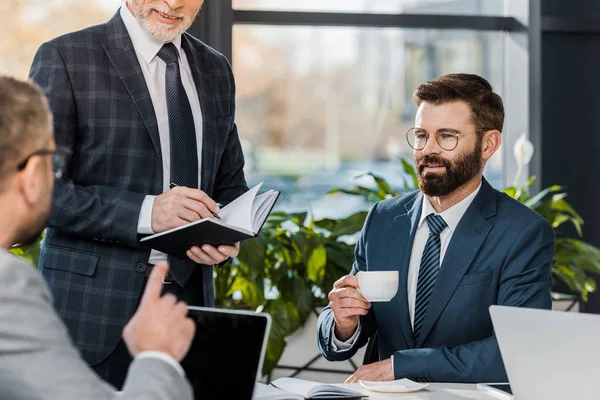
[29,11,247,366]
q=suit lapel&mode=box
[182,35,216,194]
[102,12,162,173]
[415,179,496,348]
[392,193,423,349]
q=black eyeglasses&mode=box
[17,148,70,179]
[405,127,491,151]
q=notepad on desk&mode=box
[140,183,280,259]
[260,378,365,400]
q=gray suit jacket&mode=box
[0,250,193,400]
[29,10,247,366]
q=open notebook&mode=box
[253,378,365,400]
[140,183,280,259]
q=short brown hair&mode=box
[0,76,52,185]
[412,73,504,133]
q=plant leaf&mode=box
[280,276,314,322]
[524,185,563,208]
[401,159,419,190]
[315,211,368,240]
[307,245,327,284]
[228,276,265,309]
[237,237,266,281]
[503,186,517,198]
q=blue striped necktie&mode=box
[157,43,198,287]
[413,214,447,343]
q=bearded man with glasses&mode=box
[317,73,555,383]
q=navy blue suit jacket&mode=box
[29,12,247,366]
[317,178,554,382]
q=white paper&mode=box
[218,182,263,231]
[252,383,302,400]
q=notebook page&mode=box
[218,183,263,231]
[252,383,302,400]
[271,378,321,398]
[251,190,273,225]
[252,191,278,232]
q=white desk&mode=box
[340,383,500,400]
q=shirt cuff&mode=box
[391,355,394,377]
[331,323,361,352]
[135,351,185,377]
[137,195,156,234]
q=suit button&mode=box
[136,262,147,273]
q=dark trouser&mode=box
[92,264,205,390]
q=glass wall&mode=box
[232,1,511,218]
[1,0,524,219]
[233,0,506,16]
[0,0,122,78]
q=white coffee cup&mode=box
[358,271,399,302]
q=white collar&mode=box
[120,3,183,64]
[418,181,482,233]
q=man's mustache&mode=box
[416,156,452,173]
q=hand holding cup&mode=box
[328,275,371,341]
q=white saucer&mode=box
[359,378,429,393]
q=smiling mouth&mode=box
[155,10,182,20]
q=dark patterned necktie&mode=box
[413,214,447,343]
[157,43,198,287]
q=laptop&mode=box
[490,305,600,400]
[182,307,271,400]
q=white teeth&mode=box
[158,11,179,19]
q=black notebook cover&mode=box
[141,220,254,260]
[140,191,280,260]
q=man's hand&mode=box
[151,186,220,233]
[345,358,394,383]
[186,242,240,265]
[123,262,196,362]
[328,275,371,341]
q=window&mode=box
[0,0,121,78]
[234,25,505,217]
[233,0,506,16]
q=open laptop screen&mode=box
[182,307,271,400]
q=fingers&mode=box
[172,186,220,214]
[217,244,240,258]
[345,372,360,384]
[187,245,227,265]
[334,275,360,290]
[181,198,214,220]
[140,261,168,305]
[346,366,367,384]
[333,307,369,318]
[161,293,178,306]
[328,286,370,305]
[174,300,189,317]
[176,207,203,224]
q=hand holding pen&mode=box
[150,183,222,233]
[169,183,221,220]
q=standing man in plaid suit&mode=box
[29,0,247,389]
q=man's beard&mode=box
[415,140,483,197]
[133,1,196,42]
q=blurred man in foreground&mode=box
[0,76,195,400]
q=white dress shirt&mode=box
[118,4,203,377]
[120,5,204,265]
[331,183,482,373]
